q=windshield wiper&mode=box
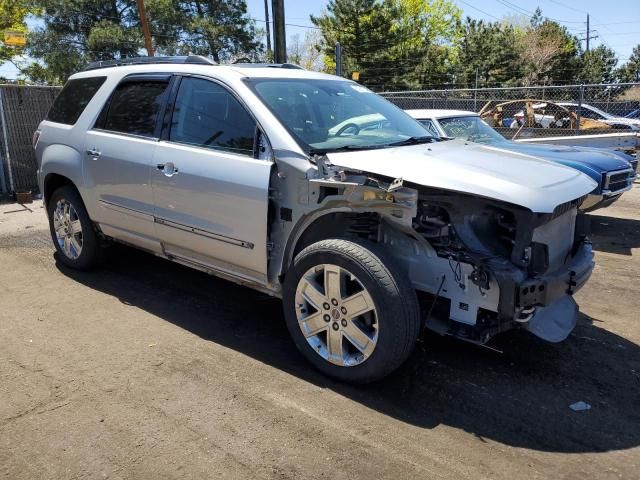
[308,144,390,155]
[384,135,437,147]
[308,136,437,155]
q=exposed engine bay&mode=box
[401,188,591,344]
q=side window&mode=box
[101,80,170,137]
[170,77,256,156]
[419,119,439,137]
[47,76,106,125]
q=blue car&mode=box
[407,109,637,212]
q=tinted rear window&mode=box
[102,80,170,137]
[47,77,106,125]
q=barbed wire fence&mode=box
[0,81,638,198]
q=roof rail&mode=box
[231,62,305,70]
[84,55,216,71]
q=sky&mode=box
[1,0,639,80]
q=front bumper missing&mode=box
[417,239,594,345]
[518,241,594,307]
[517,241,594,342]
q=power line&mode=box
[592,20,640,26]
[494,0,586,23]
[599,31,640,36]
[546,0,587,14]
[457,0,501,20]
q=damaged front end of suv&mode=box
[402,186,593,344]
[270,141,596,346]
[247,76,597,380]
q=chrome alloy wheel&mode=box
[52,199,83,260]
[294,264,378,366]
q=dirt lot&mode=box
[1,185,639,480]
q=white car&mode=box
[512,102,640,130]
[557,102,640,130]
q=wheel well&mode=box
[291,212,382,262]
[43,174,76,207]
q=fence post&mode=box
[474,69,478,111]
[0,88,14,195]
[0,90,6,194]
[576,84,584,133]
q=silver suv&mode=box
[35,56,597,383]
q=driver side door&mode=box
[151,76,272,284]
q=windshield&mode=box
[437,116,506,144]
[583,104,615,119]
[245,78,431,153]
[560,103,613,119]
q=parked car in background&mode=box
[35,59,597,382]
[406,109,637,211]
[557,102,640,131]
[625,109,640,120]
[482,100,609,131]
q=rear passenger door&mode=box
[85,75,172,242]
[151,76,272,282]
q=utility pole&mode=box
[586,13,590,52]
[578,13,597,53]
[335,42,342,76]
[264,0,272,59]
[272,0,286,63]
[136,0,154,56]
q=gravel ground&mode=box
[1,185,639,480]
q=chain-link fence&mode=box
[381,83,640,140]
[0,85,62,198]
[1,82,639,198]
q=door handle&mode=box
[157,162,179,177]
[86,148,101,157]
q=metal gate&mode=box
[0,85,61,197]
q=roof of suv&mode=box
[69,62,342,83]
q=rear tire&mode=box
[283,238,420,383]
[47,185,102,270]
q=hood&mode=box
[491,141,633,175]
[326,140,597,214]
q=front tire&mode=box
[283,239,420,383]
[47,185,102,270]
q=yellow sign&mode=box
[351,71,360,81]
[4,31,26,47]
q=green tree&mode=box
[24,0,262,84]
[25,0,146,83]
[455,18,521,88]
[311,0,394,86]
[146,0,263,62]
[382,0,461,88]
[617,45,640,82]
[0,0,36,66]
[311,0,461,90]
[579,45,618,84]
